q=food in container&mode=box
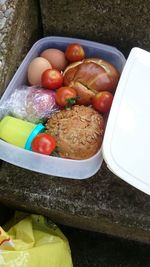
[27,57,52,85]
[63,58,120,105]
[0,36,126,180]
[40,48,68,71]
[0,86,59,124]
[46,105,104,160]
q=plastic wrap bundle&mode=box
[0,86,59,123]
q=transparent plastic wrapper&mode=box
[0,212,73,267]
[0,86,59,124]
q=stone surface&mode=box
[0,160,150,244]
[0,0,42,96]
[40,0,150,57]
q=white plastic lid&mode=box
[103,47,150,195]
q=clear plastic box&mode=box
[0,36,126,179]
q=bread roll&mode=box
[46,105,104,160]
[63,58,120,105]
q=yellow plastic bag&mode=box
[0,213,73,267]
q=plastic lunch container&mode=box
[0,36,150,195]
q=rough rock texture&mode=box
[0,161,149,244]
[40,0,150,57]
[0,0,41,96]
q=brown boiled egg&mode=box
[27,57,52,85]
[40,48,68,71]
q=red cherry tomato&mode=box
[32,133,56,155]
[41,69,63,90]
[55,86,77,107]
[65,43,85,62]
[92,91,113,113]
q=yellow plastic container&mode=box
[0,116,45,149]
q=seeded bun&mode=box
[46,105,104,160]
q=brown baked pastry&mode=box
[46,105,104,160]
[63,58,120,105]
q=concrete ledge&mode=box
[0,161,149,244]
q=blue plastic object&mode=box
[25,123,45,150]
